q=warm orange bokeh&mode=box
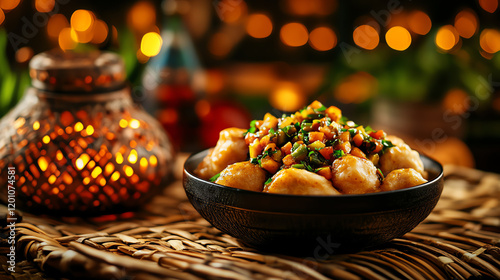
[309,26,337,51]
[0,0,20,10]
[479,0,498,13]
[71,10,95,32]
[408,11,432,35]
[435,25,459,51]
[47,14,69,38]
[127,1,156,32]
[58,27,77,50]
[480,29,500,53]
[270,82,306,111]
[353,25,379,50]
[280,23,309,47]
[246,14,273,39]
[35,0,55,13]
[91,20,109,44]
[454,9,478,39]
[334,72,377,104]
[386,26,412,51]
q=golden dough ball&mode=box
[264,168,340,195]
[332,155,380,194]
[215,161,267,192]
[380,168,428,192]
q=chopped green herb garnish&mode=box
[333,149,345,158]
[316,105,327,112]
[209,173,220,182]
[264,177,273,185]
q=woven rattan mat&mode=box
[2,164,500,280]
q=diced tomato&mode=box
[353,133,364,147]
[281,142,293,155]
[309,132,325,143]
[369,130,385,140]
[372,141,383,153]
[317,167,332,180]
[319,146,334,160]
[351,147,366,158]
[245,133,256,145]
[249,139,263,158]
[260,135,271,147]
[325,106,342,122]
[308,100,324,109]
[282,154,296,166]
[261,157,280,174]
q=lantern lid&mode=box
[29,50,126,93]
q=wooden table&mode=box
[1,164,500,280]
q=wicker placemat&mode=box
[1,165,500,280]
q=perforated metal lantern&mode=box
[0,51,174,215]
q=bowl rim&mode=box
[183,149,444,200]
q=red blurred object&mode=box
[200,101,252,148]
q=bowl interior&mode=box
[183,149,444,254]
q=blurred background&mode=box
[0,0,499,172]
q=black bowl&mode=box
[183,150,443,255]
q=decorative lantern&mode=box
[0,51,174,215]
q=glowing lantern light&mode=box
[353,25,379,50]
[309,26,337,51]
[246,14,273,39]
[408,11,432,35]
[280,23,309,47]
[435,25,459,51]
[454,10,478,39]
[479,0,498,13]
[270,82,306,112]
[141,32,163,57]
[386,26,412,51]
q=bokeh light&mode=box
[71,10,95,32]
[71,28,93,44]
[285,0,337,16]
[91,20,109,44]
[15,47,34,64]
[386,26,412,51]
[128,1,156,32]
[47,14,69,39]
[480,29,500,53]
[334,72,377,104]
[0,9,4,25]
[309,26,337,51]
[246,14,273,39]
[454,10,478,39]
[270,82,306,111]
[209,32,232,57]
[442,89,470,115]
[353,25,379,50]
[435,25,459,51]
[35,0,55,13]
[58,27,77,50]
[0,0,20,10]
[140,32,163,57]
[479,0,498,13]
[408,11,432,35]
[219,0,247,23]
[280,23,309,47]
